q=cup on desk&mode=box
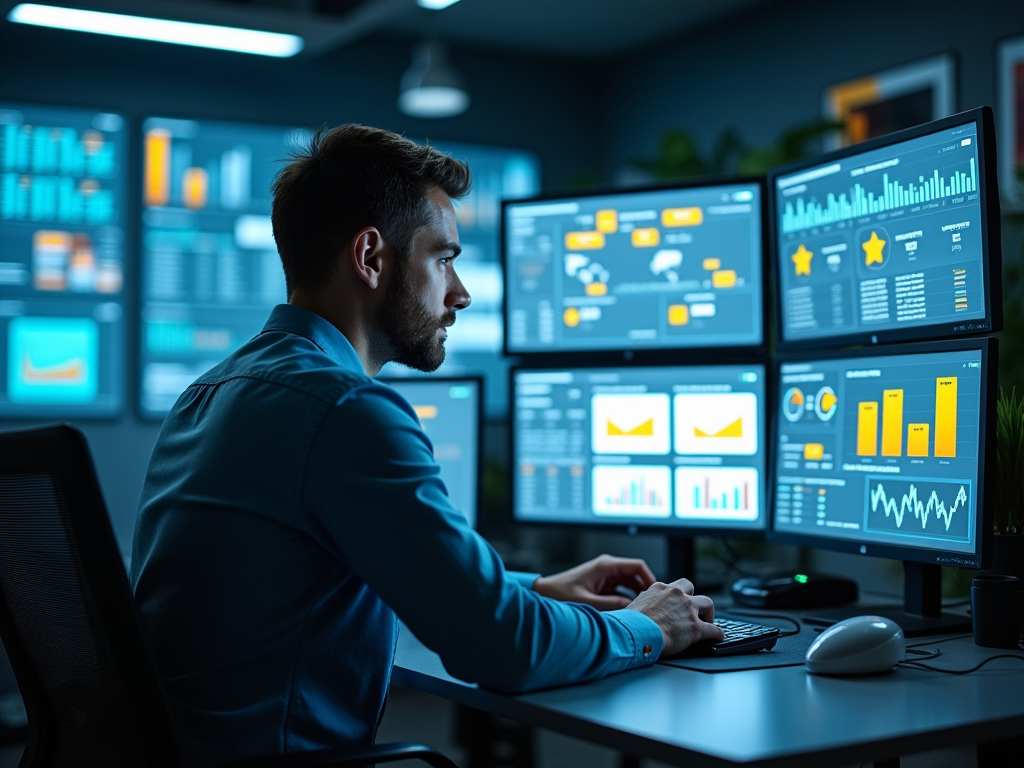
[971,575,1023,649]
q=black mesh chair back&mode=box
[0,424,179,768]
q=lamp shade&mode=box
[398,41,470,118]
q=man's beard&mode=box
[377,269,456,373]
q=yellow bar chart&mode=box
[857,402,878,456]
[934,377,958,457]
[881,389,903,456]
[907,424,930,457]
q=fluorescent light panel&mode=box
[416,0,461,9]
[7,3,304,57]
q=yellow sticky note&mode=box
[565,231,605,250]
[662,207,703,227]
[712,270,737,288]
[595,210,618,233]
[668,305,689,326]
[631,228,660,247]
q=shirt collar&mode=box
[261,304,366,373]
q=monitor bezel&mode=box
[378,374,485,531]
[508,357,772,538]
[766,337,996,570]
[500,176,770,361]
[768,106,1003,351]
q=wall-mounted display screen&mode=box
[0,102,127,417]
[381,141,539,417]
[504,181,764,356]
[771,341,992,567]
[139,116,306,418]
[512,363,767,533]
[771,108,1000,348]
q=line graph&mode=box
[865,478,971,541]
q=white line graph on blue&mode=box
[864,477,971,542]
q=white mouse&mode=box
[805,615,905,675]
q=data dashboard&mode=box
[0,102,127,417]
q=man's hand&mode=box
[624,578,723,657]
[533,554,657,610]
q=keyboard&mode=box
[691,618,781,656]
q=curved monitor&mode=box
[511,362,767,535]
[769,338,996,569]
[503,179,766,357]
[769,107,1001,349]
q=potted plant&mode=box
[990,388,1024,576]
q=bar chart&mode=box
[781,159,977,235]
[674,467,759,521]
[592,465,671,517]
[855,377,958,458]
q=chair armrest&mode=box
[220,740,459,768]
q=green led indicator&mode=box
[794,574,809,584]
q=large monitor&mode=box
[770,338,996,634]
[503,179,766,357]
[382,376,482,528]
[138,116,307,418]
[0,102,128,418]
[770,107,1001,349]
[381,142,539,417]
[511,362,767,538]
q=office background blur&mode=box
[1,0,1021,763]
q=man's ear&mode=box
[350,227,386,290]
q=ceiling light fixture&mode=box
[398,40,469,119]
[6,3,304,57]
[416,0,461,9]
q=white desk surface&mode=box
[392,627,1024,767]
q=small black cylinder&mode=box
[972,575,1023,649]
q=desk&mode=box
[392,628,1024,767]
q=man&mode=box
[131,124,723,767]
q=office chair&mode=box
[0,424,458,768]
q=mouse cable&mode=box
[898,654,1024,675]
[721,610,801,637]
[905,633,974,650]
[904,648,942,661]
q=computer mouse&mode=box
[805,615,905,675]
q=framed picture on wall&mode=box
[823,53,957,148]
[998,34,1024,207]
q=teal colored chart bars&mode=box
[782,159,977,234]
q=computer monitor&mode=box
[382,376,483,529]
[380,142,540,417]
[503,179,766,358]
[0,101,128,418]
[769,338,997,635]
[769,107,1001,349]
[138,116,308,418]
[511,362,767,575]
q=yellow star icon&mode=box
[862,231,887,266]
[791,244,813,276]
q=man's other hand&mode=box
[624,579,724,657]
[532,554,657,610]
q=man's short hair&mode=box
[271,124,471,295]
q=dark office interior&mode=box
[1,0,1023,766]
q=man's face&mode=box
[377,187,471,372]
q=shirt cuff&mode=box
[606,608,664,666]
[507,571,541,590]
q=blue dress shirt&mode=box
[130,304,663,767]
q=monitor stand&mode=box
[666,535,696,583]
[803,561,972,638]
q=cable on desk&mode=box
[898,654,1024,675]
[722,610,801,637]
[905,633,974,649]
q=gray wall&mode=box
[0,24,604,557]
[601,0,1020,179]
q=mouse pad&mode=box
[658,617,819,673]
